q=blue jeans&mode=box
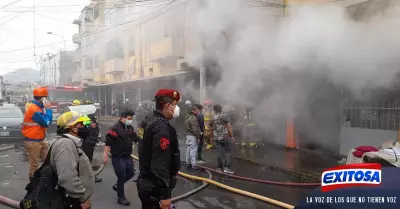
[112,156,135,198]
[185,135,198,167]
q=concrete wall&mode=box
[339,127,397,156]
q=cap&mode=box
[155,89,180,101]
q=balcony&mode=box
[83,21,95,34]
[72,73,81,84]
[104,58,125,74]
[81,70,93,80]
[149,36,184,62]
[72,33,81,45]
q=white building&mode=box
[39,51,76,86]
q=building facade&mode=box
[39,51,76,86]
[74,0,400,156]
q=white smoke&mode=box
[184,0,400,148]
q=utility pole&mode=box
[47,32,67,86]
[33,0,36,59]
[199,64,206,103]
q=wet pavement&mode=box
[97,118,338,177]
[0,118,325,209]
[0,141,314,209]
[233,145,339,177]
[0,145,302,209]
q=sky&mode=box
[0,0,91,75]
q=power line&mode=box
[0,0,173,12]
[85,0,184,49]
[0,8,30,27]
[1,0,25,9]
[0,0,182,53]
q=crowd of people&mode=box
[18,86,259,209]
[183,101,235,174]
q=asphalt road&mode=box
[0,120,316,209]
[0,147,289,209]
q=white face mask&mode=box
[125,120,133,125]
[173,105,180,118]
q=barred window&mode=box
[342,96,400,131]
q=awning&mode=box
[96,71,188,87]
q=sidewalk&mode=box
[179,140,338,180]
[234,145,338,177]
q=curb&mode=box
[0,146,14,152]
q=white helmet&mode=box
[185,100,192,106]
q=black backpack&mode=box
[20,142,81,209]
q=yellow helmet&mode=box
[57,111,90,129]
[72,100,81,106]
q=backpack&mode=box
[20,139,82,209]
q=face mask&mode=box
[125,120,133,125]
[72,123,83,135]
[173,105,180,118]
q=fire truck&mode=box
[46,86,85,123]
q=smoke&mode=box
[184,0,400,149]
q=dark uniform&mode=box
[105,120,138,200]
[80,115,100,162]
[136,89,181,209]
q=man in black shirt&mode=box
[137,89,181,209]
[103,109,138,206]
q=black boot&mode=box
[117,198,130,206]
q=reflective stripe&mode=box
[23,122,40,127]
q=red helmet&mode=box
[204,100,212,105]
[33,87,48,97]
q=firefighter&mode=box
[203,100,215,149]
[79,114,103,183]
[103,109,138,206]
[22,87,53,181]
[136,89,181,209]
[241,109,258,147]
[72,100,81,106]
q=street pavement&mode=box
[0,117,325,209]
[0,145,290,209]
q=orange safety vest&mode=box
[21,103,46,140]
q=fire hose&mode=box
[0,147,299,209]
[131,155,295,209]
[196,164,320,186]
[0,160,212,209]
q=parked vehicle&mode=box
[0,104,24,144]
